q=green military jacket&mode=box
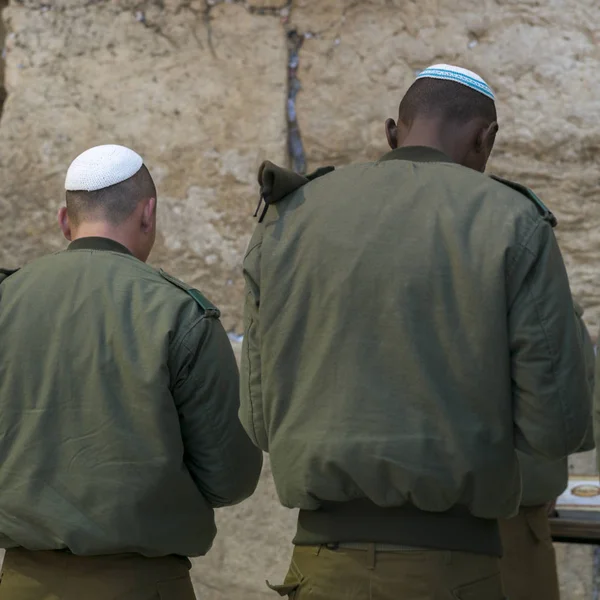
[0,237,262,556]
[240,146,591,527]
[517,301,595,506]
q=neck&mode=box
[398,118,465,164]
[71,223,139,259]
[400,134,449,156]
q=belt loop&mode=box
[366,543,376,570]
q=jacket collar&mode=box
[67,237,132,256]
[378,146,455,165]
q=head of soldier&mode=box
[59,145,157,262]
[385,64,498,173]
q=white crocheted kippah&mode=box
[65,145,143,192]
[416,64,495,101]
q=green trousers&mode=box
[269,544,506,599]
[0,548,196,600]
[499,505,560,600]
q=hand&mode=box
[547,500,558,517]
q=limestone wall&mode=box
[0,1,599,598]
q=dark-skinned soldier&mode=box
[239,65,591,600]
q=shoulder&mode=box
[157,269,221,319]
[488,175,557,228]
[61,252,222,320]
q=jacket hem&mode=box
[293,499,502,557]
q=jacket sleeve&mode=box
[239,241,269,452]
[594,329,600,463]
[573,301,595,452]
[171,314,263,508]
[508,219,592,460]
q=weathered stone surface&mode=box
[0,1,6,112]
[557,542,594,599]
[246,0,289,9]
[1,1,599,599]
[0,0,287,332]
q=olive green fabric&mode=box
[517,301,595,506]
[268,545,506,599]
[0,548,196,600]
[293,500,501,556]
[255,162,336,222]
[0,236,262,557]
[498,505,559,600]
[489,175,557,227]
[240,146,591,539]
[592,325,600,473]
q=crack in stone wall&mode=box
[203,0,305,174]
[286,27,305,173]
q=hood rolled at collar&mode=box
[254,161,335,223]
[0,267,19,284]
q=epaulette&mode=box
[0,267,19,284]
[158,269,221,318]
[254,162,335,223]
[490,175,557,228]
[306,165,336,181]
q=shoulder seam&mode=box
[159,269,221,318]
[490,175,557,227]
[244,241,262,259]
[172,314,209,355]
[505,219,543,283]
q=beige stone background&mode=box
[0,0,599,598]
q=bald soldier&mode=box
[0,145,262,600]
[239,65,591,599]
[498,301,595,600]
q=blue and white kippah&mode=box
[416,64,495,101]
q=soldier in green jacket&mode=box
[240,64,591,599]
[498,301,595,600]
[0,145,262,600]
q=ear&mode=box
[477,121,499,154]
[58,206,72,241]
[385,118,399,150]
[141,197,156,233]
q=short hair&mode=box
[66,165,156,226]
[398,78,497,125]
